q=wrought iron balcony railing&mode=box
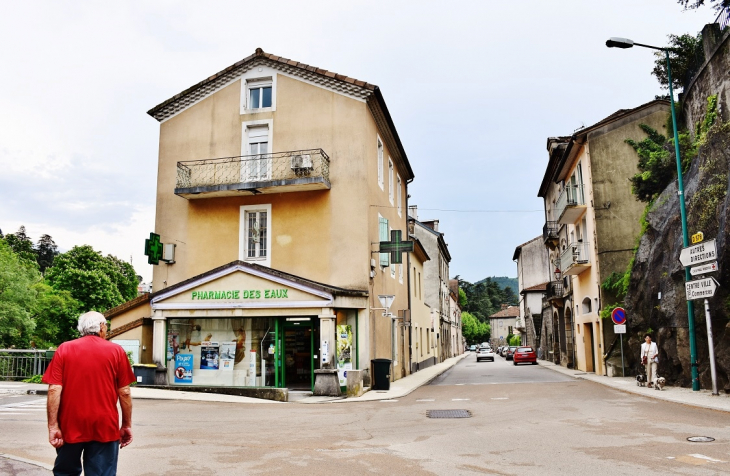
[543,220,559,245]
[175,149,330,198]
[555,184,585,224]
[545,281,564,301]
[559,241,591,276]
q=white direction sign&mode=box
[679,239,717,267]
[685,277,717,300]
[614,325,626,334]
[690,261,718,276]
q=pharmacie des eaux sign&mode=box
[191,288,290,300]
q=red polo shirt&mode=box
[43,336,136,444]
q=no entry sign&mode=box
[611,307,626,325]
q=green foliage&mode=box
[677,0,730,12]
[31,282,80,346]
[508,335,521,346]
[22,374,44,383]
[461,311,490,344]
[126,350,135,366]
[696,94,719,144]
[626,125,675,202]
[0,239,39,347]
[599,303,622,321]
[651,32,704,90]
[3,227,37,264]
[458,288,467,308]
[459,277,518,322]
[35,234,59,274]
[3,227,59,273]
[481,276,518,292]
[45,245,138,313]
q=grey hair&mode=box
[77,311,107,336]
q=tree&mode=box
[626,124,675,202]
[651,33,704,91]
[677,0,730,11]
[461,311,490,344]
[31,282,80,347]
[35,234,59,273]
[0,239,38,347]
[45,245,138,314]
[3,226,36,264]
[458,288,467,308]
[503,286,518,306]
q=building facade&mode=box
[538,99,670,374]
[107,49,418,393]
[513,237,550,348]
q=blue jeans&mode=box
[53,440,119,476]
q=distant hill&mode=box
[476,276,517,291]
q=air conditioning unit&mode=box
[291,154,313,170]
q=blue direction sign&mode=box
[611,307,626,325]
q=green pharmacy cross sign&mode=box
[144,233,163,265]
[380,230,413,264]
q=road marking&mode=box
[455,384,465,386]
[451,398,470,401]
[491,397,509,400]
[416,399,435,402]
[688,454,725,463]
[380,399,398,403]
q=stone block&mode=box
[313,369,341,397]
[346,370,364,397]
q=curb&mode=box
[0,453,54,471]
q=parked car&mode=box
[469,345,477,352]
[498,345,507,356]
[480,342,490,349]
[505,346,518,360]
[513,346,537,365]
[476,347,495,362]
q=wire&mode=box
[369,204,543,213]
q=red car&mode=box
[513,346,537,365]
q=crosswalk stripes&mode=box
[0,398,46,417]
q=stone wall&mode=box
[682,23,730,138]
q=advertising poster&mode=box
[167,331,179,362]
[174,354,193,384]
[336,325,353,387]
[248,350,257,386]
[200,342,220,370]
[220,342,236,371]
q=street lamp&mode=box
[606,37,699,391]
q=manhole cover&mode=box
[427,409,471,419]
[687,436,715,442]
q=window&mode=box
[240,204,272,267]
[390,226,395,278]
[399,264,403,284]
[388,159,394,203]
[582,297,592,314]
[397,174,402,216]
[247,79,272,109]
[242,122,272,182]
[377,137,384,189]
[379,215,389,267]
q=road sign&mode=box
[611,307,626,325]
[685,277,718,300]
[691,231,704,244]
[690,261,718,276]
[614,325,626,334]
[679,239,717,267]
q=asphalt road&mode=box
[2,356,730,475]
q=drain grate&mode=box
[687,436,715,442]
[427,409,471,419]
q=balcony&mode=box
[559,241,591,276]
[555,184,586,224]
[543,221,559,249]
[175,149,330,199]
[545,281,564,302]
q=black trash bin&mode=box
[371,358,392,390]
[132,364,157,385]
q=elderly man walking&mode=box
[42,311,136,476]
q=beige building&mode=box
[107,49,418,395]
[538,99,670,375]
[489,305,520,349]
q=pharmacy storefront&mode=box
[144,262,366,391]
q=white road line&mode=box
[688,454,725,463]
[380,399,398,403]
[416,399,435,402]
[451,398,470,401]
[491,397,509,400]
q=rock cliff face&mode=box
[624,124,730,391]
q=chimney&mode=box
[408,205,418,220]
[501,303,509,311]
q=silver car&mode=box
[476,347,495,362]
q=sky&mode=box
[0,0,716,284]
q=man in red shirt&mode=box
[43,311,136,476]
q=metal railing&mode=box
[555,184,585,222]
[176,149,330,190]
[559,241,590,273]
[0,350,53,381]
[545,281,564,300]
[543,221,559,243]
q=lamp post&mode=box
[606,37,699,391]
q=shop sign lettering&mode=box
[191,289,289,300]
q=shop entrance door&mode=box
[282,318,316,391]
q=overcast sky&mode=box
[0,1,715,284]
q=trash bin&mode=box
[132,364,157,385]
[371,358,392,390]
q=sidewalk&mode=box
[539,360,730,413]
[0,353,467,405]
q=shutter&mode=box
[379,217,389,266]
